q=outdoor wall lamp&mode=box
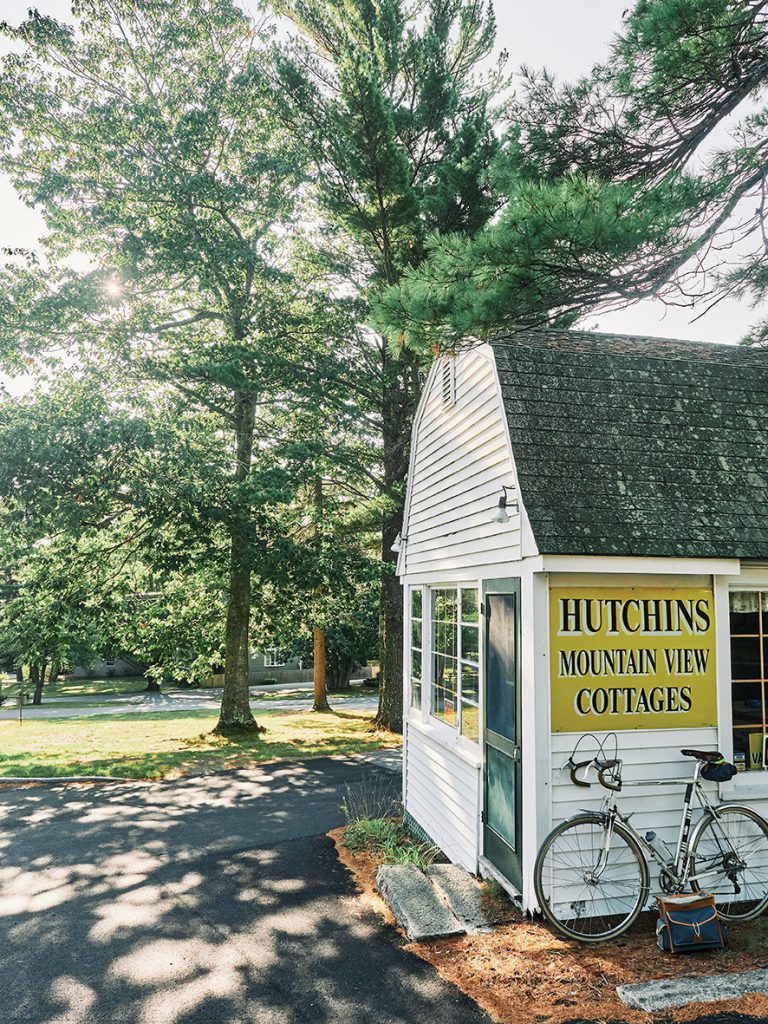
[490,485,518,524]
[391,532,404,553]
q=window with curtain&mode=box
[730,591,767,771]
[431,586,480,741]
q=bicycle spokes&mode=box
[691,807,768,920]
[535,818,648,940]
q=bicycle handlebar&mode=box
[569,758,622,791]
[597,759,622,792]
[570,759,593,787]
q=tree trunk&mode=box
[31,663,45,705]
[313,625,330,711]
[327,652,354,693]
[15,665,23,684]
[375,346,419,733]
[217,391,262,734]
[145,676,161,693]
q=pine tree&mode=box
[377,1,768,346]
[272,0,505,729]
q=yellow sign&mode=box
[550,587,718,732]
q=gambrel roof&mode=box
[491,329,768,558]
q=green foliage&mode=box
[375,170,700,351]
[507,0,768,342]
[343,817,441,869]
[272,0,507,727]
[0,2,368,724]
[376,1,768,347]
[273,0,505,285]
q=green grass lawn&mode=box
[41,676,150,698]
[0,708,400,780]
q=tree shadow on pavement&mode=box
[0,757,486,1024]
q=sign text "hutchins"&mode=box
[558,596,711,637]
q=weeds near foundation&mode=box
[343,817,442,869]
[340,774,402,822]
[340,776,441,869]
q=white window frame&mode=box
[263,647,285,668]
[427,583,481,746]
[726,586,768,773]
[409,585,424,713]
[715,572,768,796]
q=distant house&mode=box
[397,329,768,911]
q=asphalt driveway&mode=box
[0,756,489,1024]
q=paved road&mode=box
[0,755,489,1024]
[0,687,378,720]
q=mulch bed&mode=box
[331,827,768,1024]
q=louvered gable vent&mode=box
[441,357,455,408]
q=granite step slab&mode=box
[617,968,768,1012]
[376,864,465,941]
[426,863,491,933]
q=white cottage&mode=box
[397,329,768,913]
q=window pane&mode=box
[461,663,479,705]
[411,618,422,649]
[431,587,459,729]
[411,676,422,711]
[411,588,422,619]
[461,701,480,742]
[434,588,457,624]
[437,620,457,658]
[461,588,478,623]
[732,683,764,726]
[434,654,458,725]
[412,648,422,681]
[730,592,760,634]
[461,624,479,664]
[731,636,761,680]
[733,728,768,771]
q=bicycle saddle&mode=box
[680,749,724,762]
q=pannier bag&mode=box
[656,893,728,953]
[700,758,738,783]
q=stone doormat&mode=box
[617,968,768,1012]
[376,863,492,941]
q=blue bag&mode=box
[656,893,728,953]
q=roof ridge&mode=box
[489,327,763,363]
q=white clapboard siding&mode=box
[405,725,481,871]
[403,348,522,576]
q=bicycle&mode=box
[533,745,768,942]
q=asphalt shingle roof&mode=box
[490,329,768,558]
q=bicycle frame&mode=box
[587,759,737,892]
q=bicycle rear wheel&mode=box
[690,805,768,920]
[534,814,650,942]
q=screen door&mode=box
[483,586,522,890]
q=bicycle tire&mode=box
[689,804,768,921]
[534,813,650,942]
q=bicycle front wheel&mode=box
[534,814,650,942]
[690,805,768,920]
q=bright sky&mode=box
[0,0,757,347]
